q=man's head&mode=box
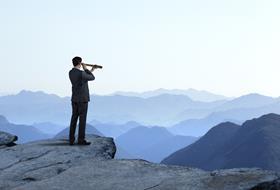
[72,56,82,67]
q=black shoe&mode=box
[77,140,91,145]
[69,139,75,146]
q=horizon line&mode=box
[0,88,279,99]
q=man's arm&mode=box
[82,69,95,81]
[81,64,95,81]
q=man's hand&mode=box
[90,65,96,72]
[81,63,87,71]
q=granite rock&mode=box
[0,131,18,147]
[0,134,279,190]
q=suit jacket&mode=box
[69,68,95,102]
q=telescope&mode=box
[82,63,103,69]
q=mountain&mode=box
[162,122,240,168]
[32,122,66,135]
[89,119,103,126]
[55,123,104,138]
[169,96,280,137]
[205,101,280,123]
[162,113,280,171]
[0,90,227,126]
[92,121,141,138]
[1,90,280,127]
[116,126,173,156]
[112,88,230,102]
[0,115,9,124]
[115,126,197,162]
[139,135,198,163]
[0,90,71,125]
[90,93,225,126]
[0,115,50,143]
[168,113,242,137]
[114,146,135,159]
[215,93,279,111]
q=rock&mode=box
[250,178,280,190]
[0,135,115,190]
[0,131,18,147]
[0,135,279,190]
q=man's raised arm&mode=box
[81,63,95,81]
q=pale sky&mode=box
[1,0,280,97]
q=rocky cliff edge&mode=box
[0,134,279,190]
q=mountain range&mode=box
[115,126,198,163]
[32,122,66,135]
[1,90,280,137]
[55,124,104,139]
[112,88,230,102]
[0,90,225,126]
[0,115,49,143]
[162,113,280,171]
[91,120,141,138]
[168,94,280,136]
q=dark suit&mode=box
[69,68,95,143]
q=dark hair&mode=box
[72,56,82,66]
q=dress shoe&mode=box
[77,140,91,145]
[69,139,75,146]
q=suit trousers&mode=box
[69,101,88,142]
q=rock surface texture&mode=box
[0,135,279,190]
[0,131,18,147]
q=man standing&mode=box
[68,56,95,145]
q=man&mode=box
[68,56,96,145]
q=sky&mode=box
[0,0,280,97]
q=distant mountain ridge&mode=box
[215,93,279,111]
[112,88,230,102]
[0,90,280,130]
[0,115,50,143]
[162,113,280,171]
[169,93,280,136]
[32,122,66,135]
[92,120,141,138]
[55,124,104,139]
[0,90,226,126]
[115,126,197,162]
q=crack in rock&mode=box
[22,161,64,174]
[143,184,161,190]
[0,150,52,171]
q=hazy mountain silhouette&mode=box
[0,90,70,125]
[1,90,280,127]
[215,93,279,111]
[115,126,197,162]
[32,122,66,135]
[0,90,226,126]
[91,93,225,125]
[0,115,50,143]
[116,126,173,154]
[112,88,229,102]
[205,101,280,123]
[55,123,104,138]
[162,113,280,171]
[169,114,242,137]
[172,93,280,130]
[169,95,280,136]
[140,135,198,163]
[92,121,141,138]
